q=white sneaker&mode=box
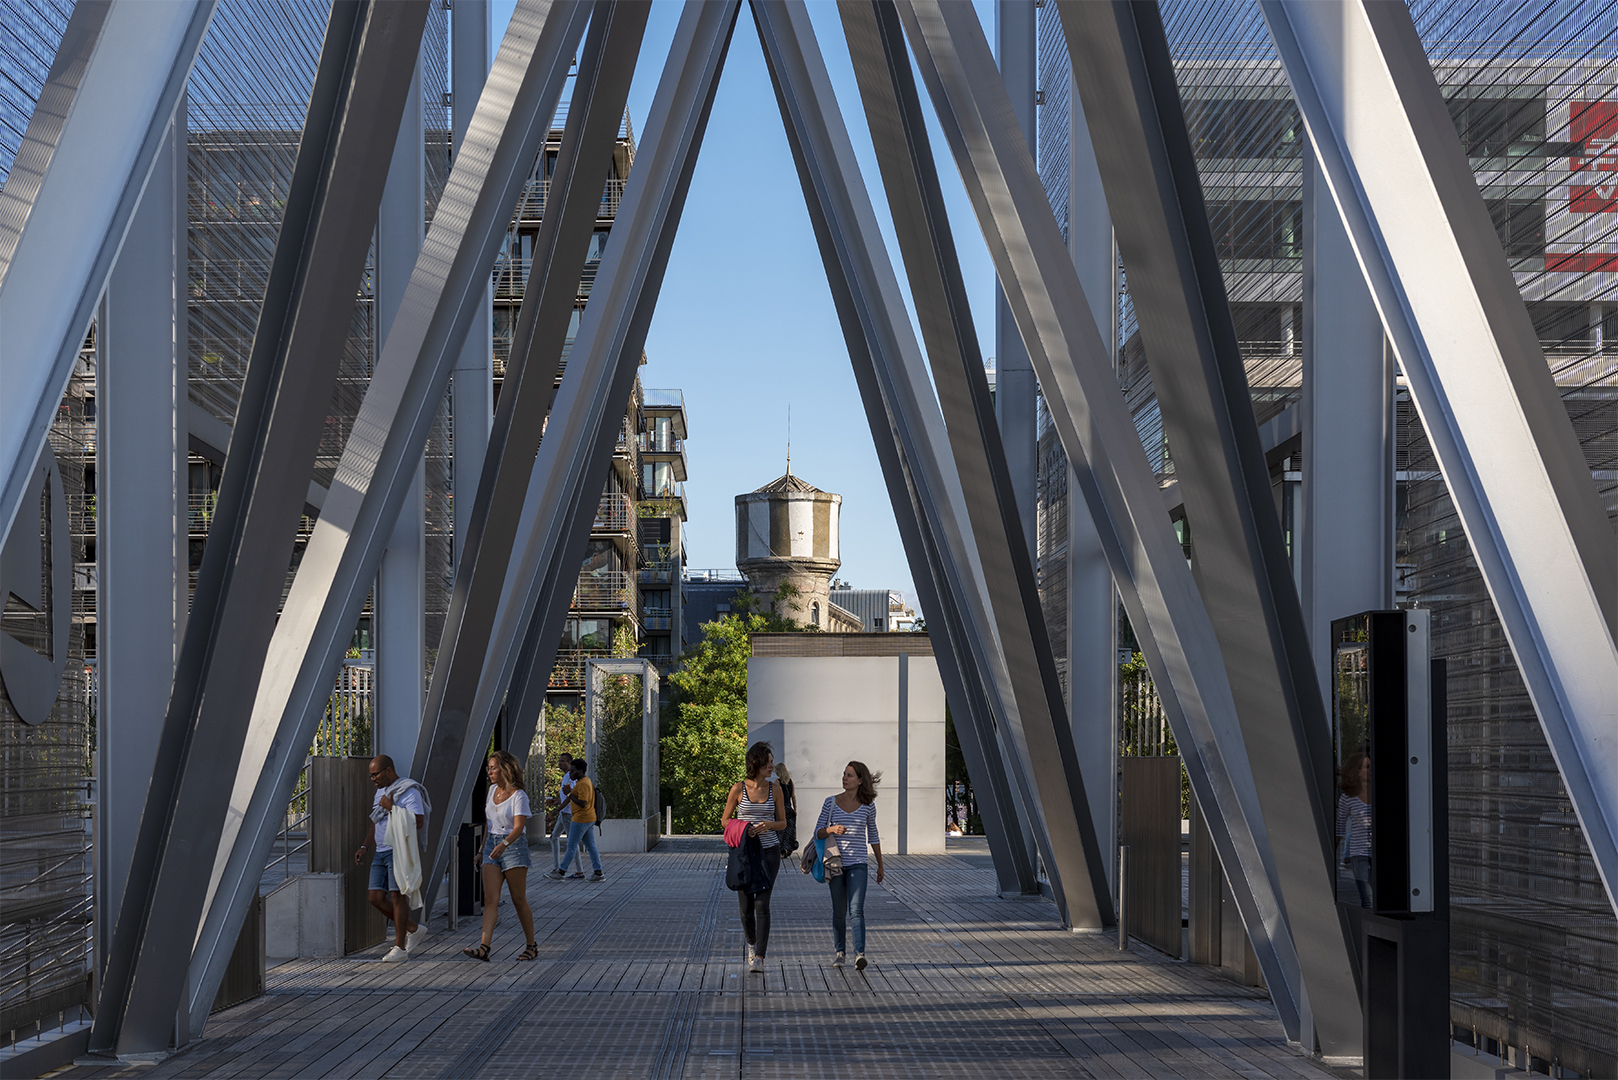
[746,944,756,963]
[832,952,845,967]
[748,954,764,973]
[854,953,867,971]
[405,925,428,952]
[382,946,409,962]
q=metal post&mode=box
[747,0,1044,901]
[838,0,1112,926]
[1052,1,1353,1050]
[894,0,1305,1038]
[95,104,187,981]
[1300,152,1394,695]
[404,0,651,913]
[1064,50,1120,902]
[376,55,428,766]
[1263,0,1618,914]
[0,0,212,553]
[993,0,1037,568]
[451,0,494,565]
[184,0,591,1036]
[93,1,433,1055]
[1117,844,1128,950]
[412,0,718,915]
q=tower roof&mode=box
[752,473,824,494]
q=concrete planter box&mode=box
[597,815,660,853]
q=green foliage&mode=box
[667,612,765,707]
[661,700,747,833]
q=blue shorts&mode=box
[482,832,533,872]
[368,848,398,893]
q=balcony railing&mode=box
[641,609,673,632]
[593,493,633,534]
[573,570,635,612]
[550,649,611,689]
[512,177,628,222]
[637,432,684,455]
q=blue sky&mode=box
[489,0,1002,613]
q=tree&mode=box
[943,707,981,835]
[659,613,759,833]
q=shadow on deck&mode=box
[61,837,1345,1079]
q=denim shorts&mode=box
[482,832,532,872]
[368,848,398,893]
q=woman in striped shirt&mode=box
[722,742,787,973]
[815,760,884,971]
[1336,752,1373,908]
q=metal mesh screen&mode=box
[1,342,93,1045]
[1038,1,1617,1071]
[0,0,72,186]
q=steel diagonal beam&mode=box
[415,0,742,915]
[1049,1,1358,1050]
[1262,0,1618,913]
[837,0,1111,926]
[405,0,649,907]
[749,0,1062,910]
[741,0,1035,893]
[185,0,590,1034]
[91,1,431,1055]
[895,0,1305,1037]
[0,0,212,556]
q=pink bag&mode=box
[723,819,749,848]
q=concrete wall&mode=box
[746,655,946,854]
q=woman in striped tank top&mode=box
[722,742,787,973]
[815,760,884,971]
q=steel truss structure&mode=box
[2,0,1612,1061]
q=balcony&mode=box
[639,544,675,584]
[592,492,633,535]
[641,388,688,438]
[511,176,628,223]
[636,431,687,481]
[641,608,673,633]
[549,649,610,690]
[493,255,603,301]
[573,570,635,613]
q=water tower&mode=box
[735,472,842,629]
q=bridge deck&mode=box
[65,838,1342,1079]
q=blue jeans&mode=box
[551,811,581,872]
[829,862,869,955]
[561,819,602,874]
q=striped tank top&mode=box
[736,781,779,849]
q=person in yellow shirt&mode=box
[548,758,603,881]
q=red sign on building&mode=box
[1570,100,1618,213]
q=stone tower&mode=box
[735,473,842,628]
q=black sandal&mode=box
[517,943,539,962]
[463,942,491,962]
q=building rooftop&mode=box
[751,473,825,495]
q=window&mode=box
[642,461,675,497]
[1183,97,1303,160]
[1486,198,1545,258]
[1205,199,1303,261]
[1448,89,1545,167]
[811,602,820,627]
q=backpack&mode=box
[594,786,606,831]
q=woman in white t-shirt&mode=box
[463,750,538,962]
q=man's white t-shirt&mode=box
[373,783,427,854]
[558,774,575,817]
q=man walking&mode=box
[550,751,583,877]
[549,758,603,882]
[353,754,430,961]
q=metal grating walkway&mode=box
[61,838,1344,1079]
